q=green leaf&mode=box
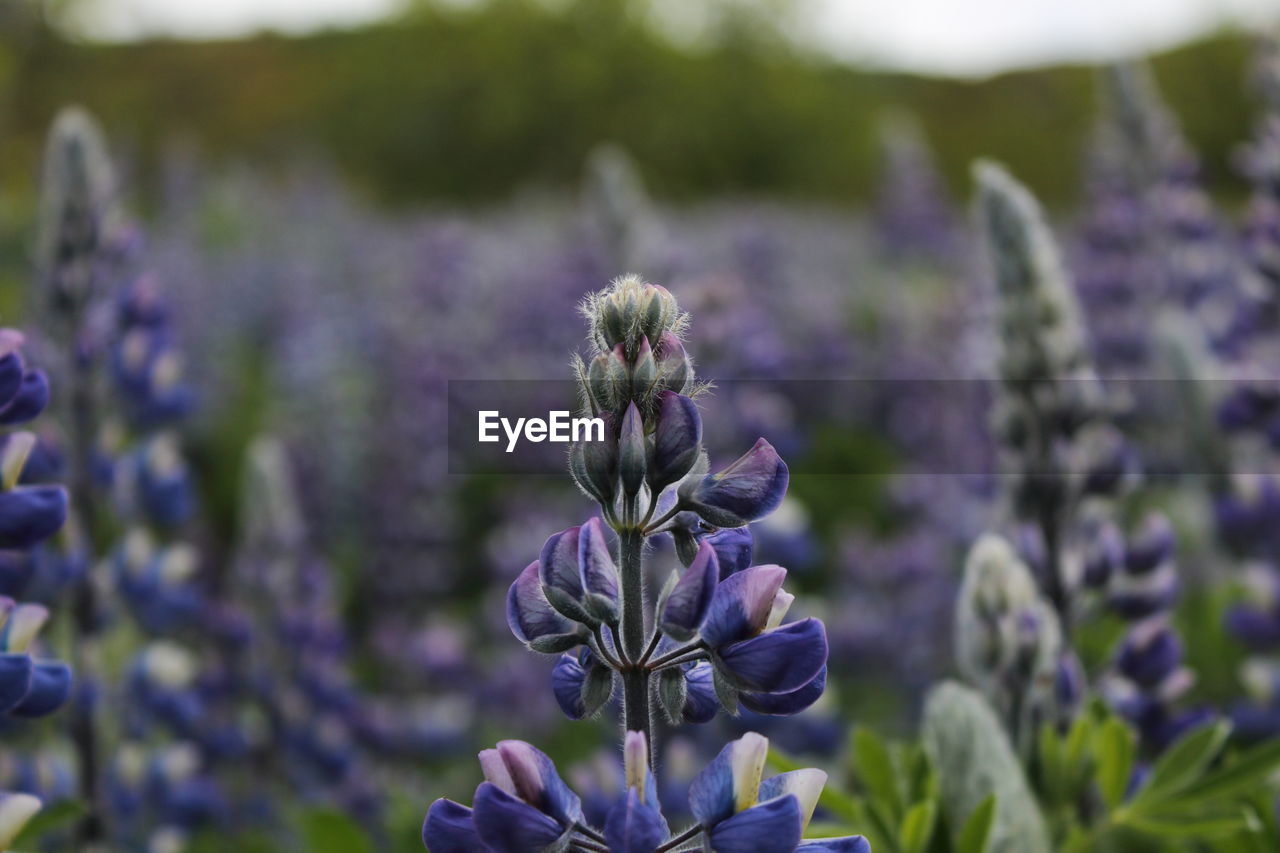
[1095,717,1135,811]
[899,800,936,853]
[955,794,996,853]
[1136,719,1230,803]
[1173,737,1280,803]
[854,727,903,818]
[1037,722,1065,803]
[11,799,86,847]
[300,808,374,853]
[1120,804,1251,839]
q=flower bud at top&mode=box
[654,331,692,395]
[586,353,614,414]
[584,276,683,354]
[629,336,657,402]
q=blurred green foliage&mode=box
[0,0,1264,210]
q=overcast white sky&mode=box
[72,0,1280,77]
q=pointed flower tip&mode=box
[624,730,648,794]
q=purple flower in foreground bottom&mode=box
[424,739,584,853]
[422,732,870,852]
[689,733,869,853]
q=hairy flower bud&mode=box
[618,403,646,498]
[570,419,618,507]
[585,276,683,354]
[649,392,701,492]
[654,332,692,395]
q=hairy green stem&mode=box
[618,527,653,765]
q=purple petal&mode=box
[0,486,68,551]
[650,392,702,490]
[551,653,588,720]
[687,439,788,527]
[1116,623,1182,688]
[0,653,33,714]
[0,351,24,412]
[578,517,619,612]
[496,740,583,828]
[472,782,566,853]
[604,788,669,853]
[740,666,827,716]
[661,541,719,642]
[701,565,786,648]
[423,799,485,853]
[1124,514,1175,574]
[708,794,802,853]
[683,662,720,724]
[506,562,576,646]
[0,371,49,426]
[702,527,754,578]
[539,527,584,601]
[688,732,769,828]
[717,618,828,694]
[10,661,71,717]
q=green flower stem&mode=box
[618,526,654,765]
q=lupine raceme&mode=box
[425,275,867,852]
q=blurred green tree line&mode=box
[0,0,1264,208]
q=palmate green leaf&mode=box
[955,794,996,853]
[10,799,86,847]
[1134,719,1230,804]
[1095,718,1135,811]
[299,808,375,853]
[1168,737,1280,803]
[1119,803,1253,839]
[854,727,904,819]
[899,799,936,853]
